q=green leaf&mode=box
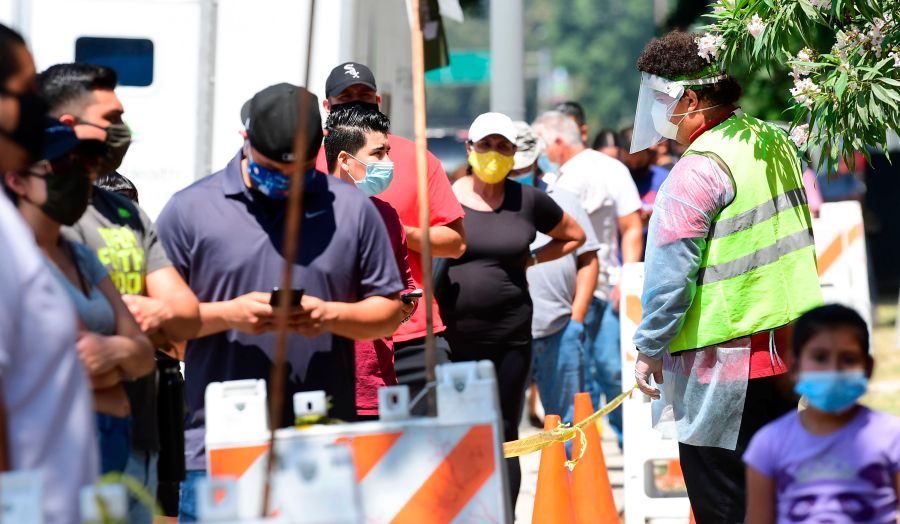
[872,84,899,111]
[858,93,869,123]
[797,0,818,19]
[835,72,849,99]
[880,77,900,87]
[752,27,767,58]
[870,92,884,120]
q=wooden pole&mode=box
[261,0,317,516]
[409,0,437,415]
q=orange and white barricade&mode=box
[813,201,872,330]
[619,263,691,524]
[202,360,511,523]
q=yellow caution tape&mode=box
[92,472,162,521]
[503,385,638,459]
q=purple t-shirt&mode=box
[744,407,900,523]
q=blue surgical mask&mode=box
[537,153,559,175]
[795,370,868,413]
[510,171,535,186]
[248,157,290,199]
[347,153,394,196]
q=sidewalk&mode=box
[514,414,624,523]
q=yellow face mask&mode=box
[468,150,514,184]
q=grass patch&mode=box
[861,301,900,415]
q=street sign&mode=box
[425,50,490,85]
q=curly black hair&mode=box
[636,31,742,107]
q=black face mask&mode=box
[1,94,48,162]
[329,100,379,114]
[76,119,132,175]
[38,162,93,226]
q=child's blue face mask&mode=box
[795,370,868,413]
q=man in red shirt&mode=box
[316,62,466,414]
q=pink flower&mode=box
[790,124,810,149]
[789,78,821,109]
[748,14,765,39]
[697,33,725,62]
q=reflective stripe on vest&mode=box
[697,227,815,285]
[708,187,807,240]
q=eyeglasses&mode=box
[470,139,516,157]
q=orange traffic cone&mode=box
[689,507,697,523]
[533,414,577,524]
[572,392,618,524]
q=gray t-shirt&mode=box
[46,240,115,335]
[526,181,601,338]
[62,187,171,452]
[63,188,172,295]
[0,195,98,524]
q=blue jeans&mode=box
[179,470,207,522]
[124,449,159,523]
[96,413,131,474]
[532,319,585,426]
[584,297,623,447]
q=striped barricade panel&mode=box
[205,361,510,523]
[813,201,872,331]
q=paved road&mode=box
[514,414,624,523]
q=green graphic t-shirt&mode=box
[63,187,172,452]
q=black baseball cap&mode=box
[324,62,377,99]
[240,83,323,163]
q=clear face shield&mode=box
[630,72,727,154]
[631,73,684,154]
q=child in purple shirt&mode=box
[744,304,900,523]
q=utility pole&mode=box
[489,0,525,120]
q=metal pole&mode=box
[653,0,668,28]
[261,0,317,515]
[490,0,525,120]
[409,0,438,415]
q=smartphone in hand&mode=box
[270,288,305,307]
[401,289,423,304]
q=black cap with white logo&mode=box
[240,83,323,163]
[325,62,377,99]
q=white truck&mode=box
[1,0,417,218]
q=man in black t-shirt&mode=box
[38,63,201,522]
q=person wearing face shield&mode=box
[437,112,586,506]
[0,24,101,524]
[629,31,823,522]
[323,107,417,419]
